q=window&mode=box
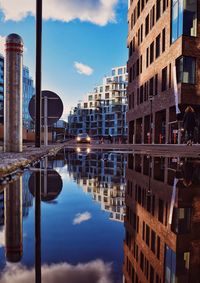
[140,55,143,73]
[149,77,154,97]
[150,42,154,64]
[140,85,143,104]
[162,67,167,91]
[156,34,161,58]
[138,28,141,45]
[151,230,156,253]
[157,236,160,259]
[172,207,191,233]
[137,0,140,18]
[132,64,135,80]
[156,0,161,21]
[169,64,172,88]
[136,59,140,76]
[176,56,196,84]
[141,24,143,43]
[171,0,197,43]
[155,74,158,95]
[145,15,150,36]
[163,0,168,12]
[150,6,155,29]
[146,48,149,68]
[162,28,166,52]
[146,224,150,246]
[141,0,145,10]
[129,67,132,83]
[131,13,134,29]
[158,199,164,222]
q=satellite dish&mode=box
[29,90,63,126]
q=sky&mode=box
[0,0,128,119]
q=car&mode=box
[76,133,91,143]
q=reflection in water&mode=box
[0,150,125,283]
[66,150,127,222]
[0,259,113,283]
[5,177,23,263]
[124,154,200,283]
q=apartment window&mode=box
[133,37,135,52]
[146,48,149,68]
[156,34,161,58]
[149,77,154,97]
[142,221,145,240]
[140,55,143,73]
[132,64,135,80]
[136,59,140,76]
[141,0,145,10]
[171,0,197,43]
[146,224,150,246]
[132,92,135,108]
[131,13,134,29]
[141,24,143,43]
[169,63,172,88]
[140,85,143,104]
[150,6,155,29]
[145,14,150,36]
[162,67,167,91]
[140,252,144,271]
[150,42,154,64]
[138,28,141,46]
[157,236,160,259]
[172,207,191,234]
[163,0,168,12]
[129,67,132,83]
[151,230,156,253]
[137,88,139,105]
[158,199,164,223]
[137,0,140,18]
[134,8,136,25]
[156,0,161,21]
[176,56,196,84]
[162,28,166,52]
[128,95,132,110]
[129,41,133,57]
[155,74,158,95]
[150,266,154,283]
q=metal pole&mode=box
[35,166,41,283]
[35,0,42,147]
[44,96,48,146]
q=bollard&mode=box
[4,34,23,152]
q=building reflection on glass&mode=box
[124,154,200,283]
[66,150,127,222]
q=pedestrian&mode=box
[183,106,196,145]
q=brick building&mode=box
[124,154,200,282]
[127,0,200,144]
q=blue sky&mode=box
[0,0,128,118]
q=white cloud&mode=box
[0,0,118,26]
[0,35,6,56]
[74,62,94,76]
[73,212,92,225]
[0,260,113,283]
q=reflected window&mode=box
[176,56,196,84]
[171,0,197,43]
[165,246,176,283]
[171,207,191,233]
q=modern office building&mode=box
[124,153,200,282]
[127,0,200,144]
[68,66,128,142]
[22,66,35,129]
[0,54,4,124]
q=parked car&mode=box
[76,133,91,143]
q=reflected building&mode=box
[66,150,127,222]
[5,176,23,262]
[124,154,200,283]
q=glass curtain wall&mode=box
[171,0,197,43]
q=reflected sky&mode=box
[0,149,126,283]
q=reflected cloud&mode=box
[73,212,92,225]
[0,260,113,283]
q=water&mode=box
[0,149,126,283]
[0,149,200,283]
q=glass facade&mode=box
[176,56,196,84]
[171,0,197,43]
